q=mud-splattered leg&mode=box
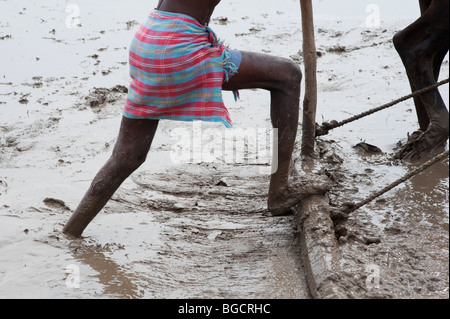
[393,0,449,160]
[63,117,159,238]
[223,51,330,216]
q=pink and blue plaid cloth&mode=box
[123,10,239,128]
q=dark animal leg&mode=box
[393,0,449,160]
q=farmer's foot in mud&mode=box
[396,125,449,161]
[268,175,331,216]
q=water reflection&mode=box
[71,241,143,298]
[392,159,449,230]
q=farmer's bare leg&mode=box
[63,117,159,237]
[393,0,449,160]
[223,51,330,216]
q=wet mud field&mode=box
[1,0,448,299]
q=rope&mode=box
[316,78,450,137]
[342,150,449,214]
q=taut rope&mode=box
[316,78,450,137]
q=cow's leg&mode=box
[419,0,432,14]
[416,0,448,125]
[393,0,449,160]
[418,0,448,84]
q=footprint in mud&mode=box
[353,142,382,155]
[85,85,128,109]
[212,17,229,25]
[0,179,7,195]
[43,197,71,211]
[129,164,269,214]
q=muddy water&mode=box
[0,0,310,299]
[1,0,448,299]
[309,1,449,298]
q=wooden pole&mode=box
[300,0,318,157]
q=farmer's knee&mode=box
[282,58,302,85]
[271,58,302,93]
[112,146,148,173]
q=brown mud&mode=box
[311,139,449,298]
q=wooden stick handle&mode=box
[300,0,318,157]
